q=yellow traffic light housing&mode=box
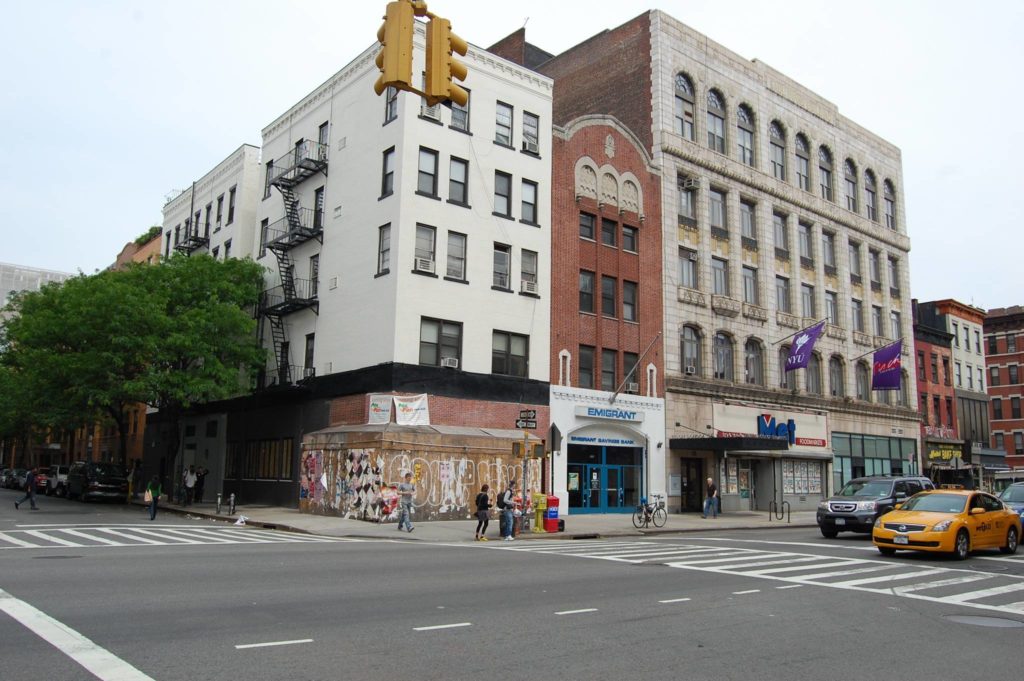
[425,17,469,107]
[374,1,416,96]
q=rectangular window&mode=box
[955,362,962,387]
[933,396,942,426]
[776,276,791,313]
[624,352,639,385]
[1013,397,1021,420]
[622,225,638,253]
[993,398,1003,420]
[710,189,726,235]
[420,318,462,367]
[869,249,881,285]
[304,333,315,374]
[942,357,950,386]
[884,197,896,229]
[494,171,512,217]
[797,155,809,191]
[313,186,325,229]
[600,349,618,391]
[822,232,836,269]
[264,161,274,199]
[866,186,877,220]
[825,291,838,325]
[738,127,754,165]
[771,142,785,180]
[872,306,883,336]
[383,85,400,123]
[204,203,212,237]
[495,102,513,146]
[601,218,617,246]
[521,250,538,287]
[446,232,467,280]
[845,177,857,211]
[449,157,468,205]
[318,121,329,149]
[930,353,939,383]
[849,241,862,278]
[801,284,815,318]
[309,254,319,296]
[798,222,813,262]
[223,239,231,259]
[740,201,756,239]
[381,147,395,197]
[707,112,725,152]
[578,346,595,389]
[773,212,788,252]
[675,96,694,140]
[377,224,390,274]
[579,270,595,313]
[742,266,758,304]
[712,258,728,295]
[851,299,864,332]
[1016,433,1024,456]
[493,243,511,289]
[953,323,960,347]
[679,181,696,221]
[415,224,435,263]
[492,330,528,377]
[259,218,268,258]
[417,147,438,196]
[1011,365,1020,384]
[522,111,539,152]
[579,212,595,240]
[1009,335,1018,352]
[890,311,901,340]
[622,281,638,322]
[679,248,698,289]
[917,351,926,380]
[888,257,899,292]
[601,275,616,317]
[521,180,538,223]
[968,366,974,389]
[216,194,224,227]
[450,89,469,131]
[227,186,236,224]
[975,330,981,353]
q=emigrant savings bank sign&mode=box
[712,403,828,448]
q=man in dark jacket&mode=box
[15,468,39,510]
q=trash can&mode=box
[532,493,548,533]
[544,495,560,533]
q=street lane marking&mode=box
[789,565,904,582]
[732,589,761,595]
[0,587,155,680]
[97,528,165,545]
[825,568,946,588]
[0,532,38,548]
[235,638,314,649]
[555,608,598,615]
[941,582,1024,604]
[658,597,692,603]
[892,573,989,593]
[412,622,472,631]
[776,585,804,589]
[23,530,82,547]
[58,529,123,546]
[744,561,859,576]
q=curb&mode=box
[130,500,312,536]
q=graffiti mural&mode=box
[299,445,542,522]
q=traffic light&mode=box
[425,16,469,107]
[374,1,415,96]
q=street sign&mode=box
[515,419,537,429]
[518,409,537,420]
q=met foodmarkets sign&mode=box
[712,403,828,448]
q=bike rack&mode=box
[768,499,791,523]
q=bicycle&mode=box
[632,494,667,528]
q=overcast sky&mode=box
[1,1,1020,308]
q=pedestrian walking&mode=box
[396,472,416,533]
[702,477,718,519]
[145,476,162,521]
[474,484,492,541]
[14,467,39,510]
[183,465,197,506]
[194,467,207,503]
[500,480,517,541]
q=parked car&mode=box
[872,489,1021,559]
[46,465,71,497]
[0,469,10,487]
[817,475,935,538]
[33,469,48,493]
[66,462,129,502]
[998,482,1024,520]
[6,468,28,490]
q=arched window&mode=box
[844,159,858,213]
[884,180,897,230]
[818,146,834,202]
[707,89,726,153]
[856,361,871,401]
[779,345,796,390]
[864,170,878,221]
[806,354,823,394]
[769,121,786,181]
[829,356,845,397]
[681,326,702,376]
[737,104,755,166]
[674,73,695,141]
[795,134,810,191]
[744,339,764,385]
[714,333,734,381]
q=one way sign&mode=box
[515,419,537,429]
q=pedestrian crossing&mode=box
[485,539,1024,617]
[0,524,357,550]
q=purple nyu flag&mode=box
[785,321,826,372]
[872,340,903,391]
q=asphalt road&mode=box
[2,489,1022,681]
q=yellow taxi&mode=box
[872,489,1021,560]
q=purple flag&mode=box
[872,340,902,391]
[785,321,826,372]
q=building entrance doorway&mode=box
[680,458,704,512]
[567,444,642,513]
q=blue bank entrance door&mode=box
[567,444,643,513]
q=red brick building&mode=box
[913,300,960,474]
[986,305,1024,467]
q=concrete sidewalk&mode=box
[137,497,818,543]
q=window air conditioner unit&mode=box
[520,280,539,295]
[626,382,639,394]
[684,365,697,376]
[421,103,441,121]
[680,178,698,190]
[522,140,539,154]
[414,257,435,274]
[441,357,459,369]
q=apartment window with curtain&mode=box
[742,266,758,304]
[714,333,734,381]
[851,299,864,333]
[682,327,702,376]
[776,276,791,313]
[446,232,466,280]
[745,340,764,385]
[492,243,511,289]
[712,258,728,295]
[825,291,838,325]
[495,102,513,146]
[678,177,696,223]
[773,212,789,253]
[801,284,815,318]
[740,200,756,243]
[522,112,539,153]
[710,189,726,237]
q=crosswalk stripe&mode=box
[997,600,1024,614]
[23,530,82,547]
[744,561,859,576]
[940,582,1024,604]
[892,573,990,593]
[96,528,165,545]
[0,532,39,548]
[724,555,824,571]
[130,528,203,544]
[827,568,948,588]
[787,565,901,582]
[669,553,794,566]
[57,529,123,546]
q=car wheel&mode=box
[56,485,65,498]
[878,546,897,556]
[820,528,838,539]
[1000,526,1019,555]
[953,529,970,560]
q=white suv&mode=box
[46,464,71,497]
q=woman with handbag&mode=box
[145,476,162,521]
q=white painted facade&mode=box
[256,26,552,382]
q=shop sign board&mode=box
[712,403,828,448]
[575,405,644,422]
[926,443,962,462]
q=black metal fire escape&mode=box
[259,139,328,387]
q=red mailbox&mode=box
[543,495,560,533]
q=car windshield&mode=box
[899,493,967,513]
[837,480,892,497]
[92,464,123,477]
[999,486,1024,503]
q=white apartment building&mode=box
[0,262,73,308]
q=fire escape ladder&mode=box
[267,316,289,384]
